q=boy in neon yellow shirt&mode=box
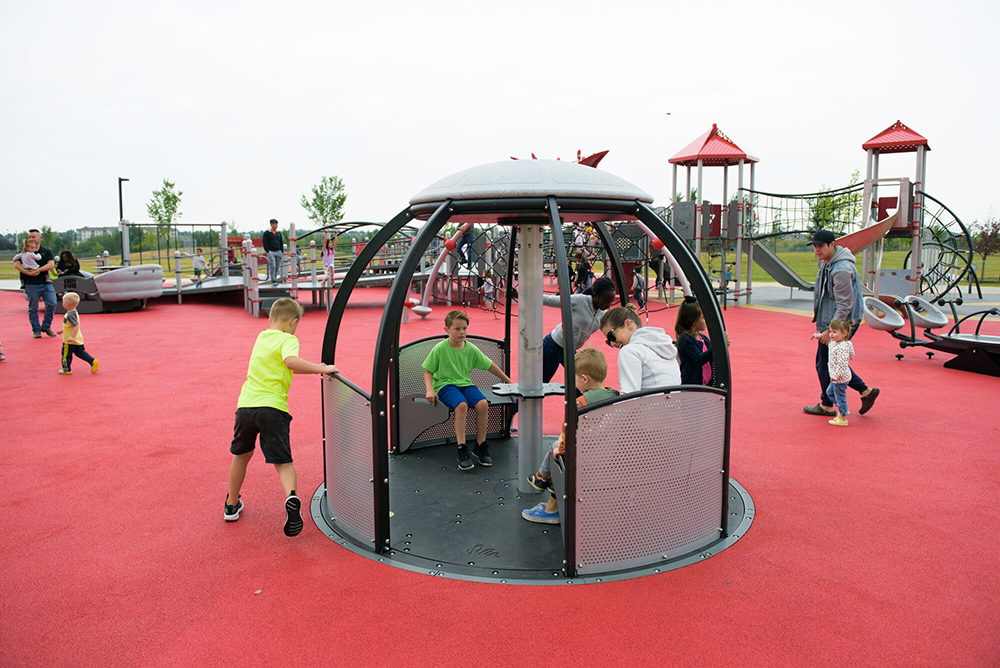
[423,310,511,471]
[225,298,337,536]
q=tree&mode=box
[301,176,347,229]
[810,170,862,233]
[77,233,120,257]
[146,179,183,254]
[147,179,183,226]
[972,216,1000,279]
[673,188,699,203]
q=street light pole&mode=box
[118,177,129,222]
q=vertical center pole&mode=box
[517,223,544,494]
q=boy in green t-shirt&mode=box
[225,298,337,536]
[422,310,512,471]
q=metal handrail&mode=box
[398,334,504,351]
[331,373,371,401]
[577,384,727,416]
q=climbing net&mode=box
[740,183,865,241]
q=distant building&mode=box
[74,226,117,241]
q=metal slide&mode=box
[745,241,814,291]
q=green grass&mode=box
[603,250,1000,287]
[6,248,996,287]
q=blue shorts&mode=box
[437,384,487,411]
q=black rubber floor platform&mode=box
[387,437,563,574]
[312,436,755,585]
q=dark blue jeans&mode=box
[816,339,867,407]
[542,334,564,384]
[455,233,475,266]
[24,283,56,334]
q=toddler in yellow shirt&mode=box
[58,292,98,375]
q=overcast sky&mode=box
[2,0,997,236]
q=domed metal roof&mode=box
[409,159,654,205]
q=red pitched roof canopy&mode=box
[669,123,759,167]
[862,120,930,154]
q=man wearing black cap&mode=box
[804,229,880,416]
[262,219,284,285]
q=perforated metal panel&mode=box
[396,336,510,449]
[574,390,726,574]
[323,375,375,546]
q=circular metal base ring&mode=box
[310,479,754,586]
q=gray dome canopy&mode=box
[409,159,654,205]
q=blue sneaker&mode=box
[521,502,559,525]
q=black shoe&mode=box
[44,329,57,337]
[224,496,244,521]
[33,332,42,339]
[527,473,554,494]
[457,444,474,471]
[859,387,880,415]
[472,442,493,467]
[283,494,303,536]
[803,404,837,416]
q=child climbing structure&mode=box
[663,121,973,305]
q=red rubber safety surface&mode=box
[1,288,998,667]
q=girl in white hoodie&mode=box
[600,305,681,393]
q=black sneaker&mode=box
[224,496,244,521]
[457,444,474,470]
[859,387,880,415]
[527,473,554,493]
[472,442,493,467]
[283,494,303,536]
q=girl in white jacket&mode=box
[600,305,681,393]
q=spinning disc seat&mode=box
[313,159,754,584]
[53,264,163,314]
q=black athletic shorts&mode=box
[231,407,293,464]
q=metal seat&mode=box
[901,295,949,330]
[395,335,514,452]
[863,296,905,332]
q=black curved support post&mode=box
[322,208,416,364]
[592,221,629,307]
[547,196,578,578]
[634,201,734,537]
[504,226,518,380]
[370,201,453,553]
